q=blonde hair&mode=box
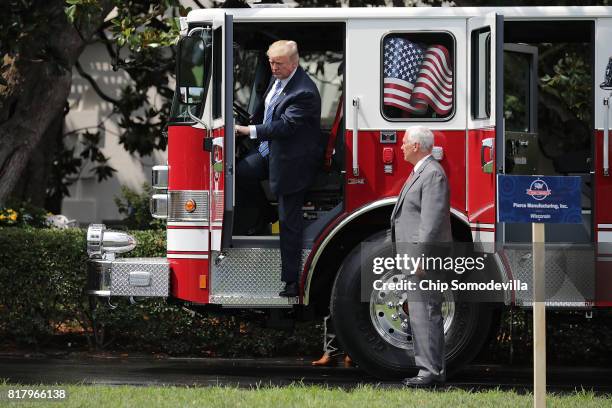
[267,40,299,63]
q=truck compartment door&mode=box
[208,14,234,252]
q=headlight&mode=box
[87,224,136,259]
[150,194,168,219]
[152,165,168,190]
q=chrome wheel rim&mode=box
[369,271,456,349]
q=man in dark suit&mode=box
[390,126,452,387]
[235,40,321,297]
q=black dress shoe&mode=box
[401,375,444,388]
[279,282,298,297]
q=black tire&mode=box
[330,230,495,379]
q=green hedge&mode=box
[2,227,612,364]
[0,227,319,356]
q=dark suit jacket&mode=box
[252,66,322,195]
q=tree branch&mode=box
[97,31,116,60]
[74,60,120,105]
[98,20,114,32]
[539,85,576,123]
[193,0,206,8]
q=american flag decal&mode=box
[383,36,453,116]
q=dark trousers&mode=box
[236,150,305,283]
[278,189,305,283]
[235,151,274,233]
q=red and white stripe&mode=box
[167,225,209,259]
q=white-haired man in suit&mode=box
[390,126,452,387]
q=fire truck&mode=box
[86,6,612,378]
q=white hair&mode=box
[406,126,434,153]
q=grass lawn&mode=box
[1,383,609,407]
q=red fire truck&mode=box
[86,6,612,378]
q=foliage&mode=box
[2,0,609,209]
[0,1,65,69]
[0,209,18,226]
[46,130,119,205]
[0,228,88,346]
[0,1,186,207]
[481,308,612,367]
[72,0,186,203]
[114,183,164,230]
[0,201,50,228]
[49,0,186,205]
[537,43,593,165]
[541,51,592,123]
[65,0,183,157]
[0,228,320,356]
[2,228,612,362]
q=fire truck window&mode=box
[302,52,343,128]
[382,32,454,121]
[471,27,491,120]
[504,51,532,132]
[233,48,265,118]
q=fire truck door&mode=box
[467,13,503,240]
[500,35,593,246]
[500,44,542,243]
[209,14,234,251]
[501,41,593,245]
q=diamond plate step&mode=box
[208,295,299,308]
[210,248,310,307]
[502,245,594,306]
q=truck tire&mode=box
[330,230,494,379]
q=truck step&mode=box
[210,248,310,308]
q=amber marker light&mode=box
[185,199,197,213]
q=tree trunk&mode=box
[11,110,65,208]
[0,0,113,205]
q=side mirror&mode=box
[177,36,211,105]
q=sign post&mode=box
[497,175,582,408]
[532,222,545,408]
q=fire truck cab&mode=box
[87,6,612,378]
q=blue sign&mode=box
[497,175,582,224]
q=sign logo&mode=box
[498,175,581,224]
[526,179,552,201]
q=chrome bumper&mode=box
[87,257,169,297]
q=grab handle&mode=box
[352,97,360,176]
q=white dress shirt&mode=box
[413,154,432,173]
